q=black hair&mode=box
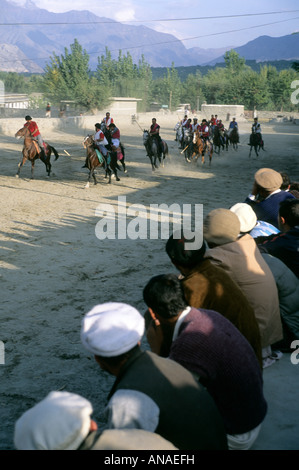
[279,199,299,227]
[165,232,206,269]
[280,172,290,190]
[143,274,188,319]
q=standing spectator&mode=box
[80,302,228,450]
[143,274,267,450]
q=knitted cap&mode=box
[254,168,283,192]
[230,203,257,233]
[203,209,240,245]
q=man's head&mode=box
[254,168,283,196]
[95,123,101,130]
[165,230,206,272]
[280,172,291,190]
[106,112,110,117]
[193,118,198,122]
[203,208,240,247]
[254,117,258,122]
[152,118,157,123]
[14,391,95,450]
[109,123,116,130]
[143,274,188,321]
[81,302,145,373]
[25,115,32,121]
[232,117,236,121]
[278,199,299,231]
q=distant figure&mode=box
[45,103,51,118]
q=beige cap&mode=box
[203,208,240,245]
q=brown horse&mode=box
[191,130,213,165]
[15,126,59,179]
[82,135,120,188]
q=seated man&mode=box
[258,199,299,279]
[80,302,228,450]
[244,168,295,228]
[143,274,267,450]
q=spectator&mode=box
[258,199,299,279]
[164,230,262,367]
[14,391,177,450]
[80,302,228,450]
[244,168,295,228]
[143,274,267,450]
[230,202,280,241]
[230,203,299,353]
[203,208,283,368]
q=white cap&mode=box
[230,203,257,233]
[81,302,145,357]
[14,391,93,450]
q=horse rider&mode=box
[200,119,210,152]
[252,117,263,145]
[228,117,239,140]
[24,115,47,155]
[108,123,120,148]
[82,123,108,168]
[217,119,226,146]
[101,112,114,129]
[192,117,200,134]
[149,117,164,155]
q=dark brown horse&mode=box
[192,130,213,165]
[82,135,120,188]
[15,126,59,179]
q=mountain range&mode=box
[0,0,298,73]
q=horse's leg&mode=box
[31,161,35,179]
[16,154,26,178]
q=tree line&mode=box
[1,39,298,113]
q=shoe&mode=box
[270,350,283,361]
[262,356,276,369]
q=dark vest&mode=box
[108,349,227,450]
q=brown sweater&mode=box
[181,259,262,368]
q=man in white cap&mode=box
[80,302,228,450]
[13,390,178,450]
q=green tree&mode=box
[224,50,246,75]
[43,39,108,111]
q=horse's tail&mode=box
[50,146,59,161]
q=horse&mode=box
[82,135,120,188]
[101,123,127,173]
[15,126,59,179]
[248,132,265,157]
[181,128,193,162]
[213,126,226,154]
[227,127,239,151]
[192,130,213,166]
[143,130,168,171]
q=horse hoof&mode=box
[116,177,120,181]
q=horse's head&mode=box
[83,134,94,148]
[143,130,149,144]
[15,126,29,139]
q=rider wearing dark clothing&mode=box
[150,118,164,155]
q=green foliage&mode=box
[8,47,299,113]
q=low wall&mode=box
[201,104,245,121]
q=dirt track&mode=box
[0,113,299,449]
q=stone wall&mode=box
[201,104,245,121]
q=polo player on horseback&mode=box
[200,119,210,153]
[251,117,263,146]
[149,118,164,156]
[24,115,47,158]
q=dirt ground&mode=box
[0,113,299,450]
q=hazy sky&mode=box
[10,0,299,50]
